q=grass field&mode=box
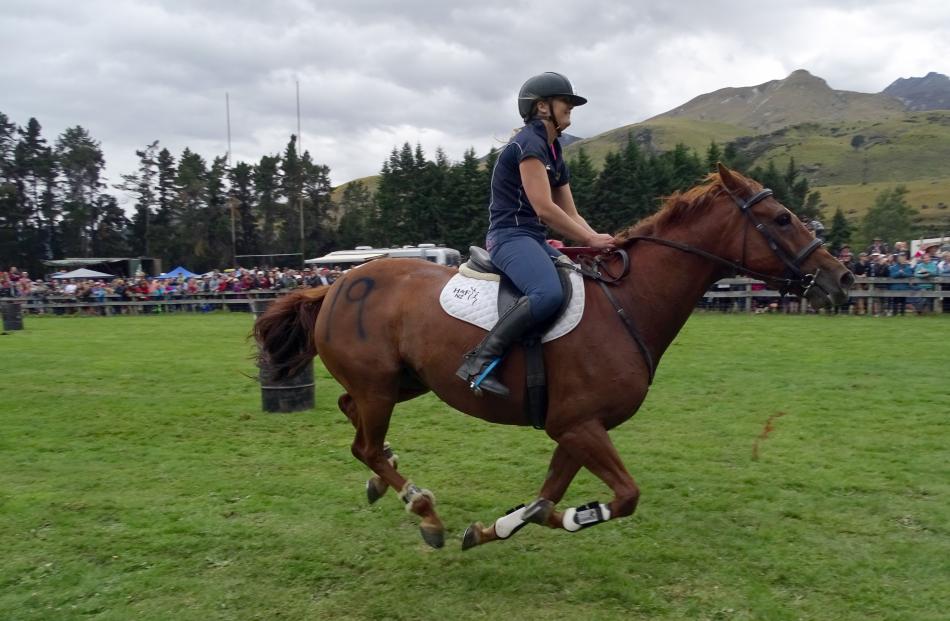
[2,313,948,621]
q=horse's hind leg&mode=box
[342,390,445,548]
[462,444,582,550]
[338,394,397,504]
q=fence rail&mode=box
[7,276,950,315]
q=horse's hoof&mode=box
[366,477,386,504]
[420,526,445,549]
[461,523,482,551]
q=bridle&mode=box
[573,185,829,385]
[729,187,824,296]
[606,187,825,297]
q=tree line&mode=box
[1,109,916,277]
[338,136,829,251]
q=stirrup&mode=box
[469,357,502,395]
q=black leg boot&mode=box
[456,296,534,397]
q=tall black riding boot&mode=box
[456,296,534,397]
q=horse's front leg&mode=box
[462,444,581,550]
[536,419,641,532]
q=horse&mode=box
[254,163,853,550]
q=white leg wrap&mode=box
[493,505,528,539]
[563,502,611,532]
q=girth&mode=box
[464,246,575,429]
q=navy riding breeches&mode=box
[486,227,564,323]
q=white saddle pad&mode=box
[439,269,585,343]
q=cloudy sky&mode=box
[3,0,948,203]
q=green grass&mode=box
[2,313,948,620]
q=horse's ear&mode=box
[717,162,740,192]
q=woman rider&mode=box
[456,71,616,397]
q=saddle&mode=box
[461,246,576,430]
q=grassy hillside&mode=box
[817,178,950,231]
[739,111,950,186]
[565,117,748,166]
[329,174,379,204]
[736,111,950,230]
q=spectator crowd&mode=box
[3,239,949,316]
[0,265,345,314]
[832,238,950,315]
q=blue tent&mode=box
[158,266,198,279]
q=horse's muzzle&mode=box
[806,267,854,309]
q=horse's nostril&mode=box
[841,271,855,289]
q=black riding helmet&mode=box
[517,72,588,122]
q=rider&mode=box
[456,71,616,397]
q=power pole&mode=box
[297,80,305,267]
[226,92,236,266]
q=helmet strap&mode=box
[535,98,563,137]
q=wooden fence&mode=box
[9,276,950,316]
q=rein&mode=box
[569,185,826,386]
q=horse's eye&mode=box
[775,213,792,226]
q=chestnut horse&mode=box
[254,164,853,550]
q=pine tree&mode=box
[567,147,596,216]
[254,154,283,252]
[756,160,786,204]
[204,155,230,270]
[36,145,59,259]
[442,147,486,249]
[90,194,131,257]
[302,151,335,256]
[281,135,304,255]
[172,148,210,266]
[825,208,853,254]
[591,151,626,236]
[12,118,49,268]
[116,141,159,256]
[705,141,723,172]
[56,126,104,257]
[228,161,258,256]
[335,180,377,249]
[620,136,653,227]
[0,112,18,268]
[376,143,418,245]
[154,148,177,231]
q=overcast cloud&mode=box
[3,0,948,206]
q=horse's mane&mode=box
[613,172,759,246]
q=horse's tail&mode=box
[253,286,329,381]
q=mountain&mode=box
[882,72,950,111]
[649,69,905,133]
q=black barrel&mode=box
[250,297,274,319]
[2,301,23,331]
[259,359,315,413]
[254,298,314,413]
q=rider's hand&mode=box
[585,233,616,249]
